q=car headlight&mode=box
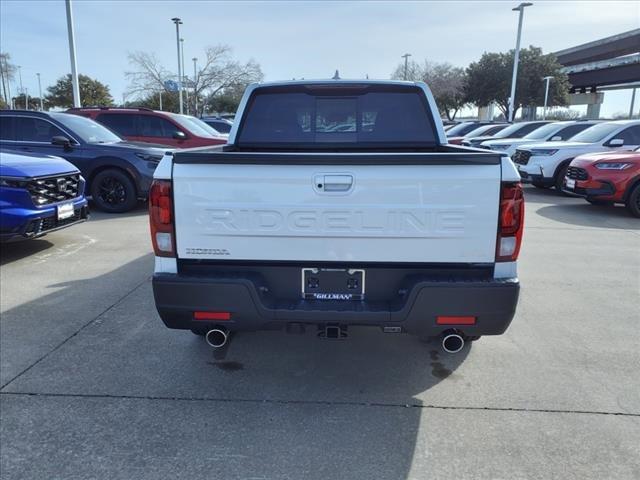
[491,144,511,150]
[594,162,632,170]
[0,177,28,188]
[135,153,163,162]
[530,149,559,156]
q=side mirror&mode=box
[51,136,72,148]
[550,136,562,142]
[173,131,187,140]
[608,138,624,147]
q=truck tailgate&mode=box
[172,159,500,264]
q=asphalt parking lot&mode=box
[1,186,639,480]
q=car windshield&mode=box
[190,117,225,136]
[445,122,477,136]
[169,114,219,138]
[465,124,497,138]
[51,112,122,143]
[204,119,232,134]
[493,123,529,138]
[569,123,621,143]
[523,122,563,140]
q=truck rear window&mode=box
[236,85,437,148]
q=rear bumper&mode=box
[152,273,520,337]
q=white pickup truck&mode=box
[149,80,523,353]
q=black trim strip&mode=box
[172,150,502,165]
[178,259,494,269]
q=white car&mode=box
[481,120,600,156]
[513,120,640,190]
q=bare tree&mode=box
[126,45,263,114]
[125,52,172,98]
[391,60,468,120]
[0,52,17,105]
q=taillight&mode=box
[149,179,175,257]
[496,182,524,262]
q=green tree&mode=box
[45,74,114,108]
[391,60,469,120]
[465,46,570,119]
[129,91,180,112]
[204,82,248,114]
[11,93,44,110]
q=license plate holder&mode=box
[57,202,75,220]
[302,268,365,300]
[565,178,576,190]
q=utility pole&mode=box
[0,57,7,105]
[17,66,26,109]
[65,0,81,107]
[542,76,553,120]
[630,88,637,119]
[192,57,198,115]
[37,73,44,110]
[180,38,188,114]
[24,88,29,110]
[401,53,411,80]
[159,90,163,111]
[508,2,532,122]
[171,18,183,114]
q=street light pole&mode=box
[401,53,412,80]
[65,0,81,107]
[542,76,553,120]
[17,65,25,109]
[171,17,184,114]
[36,73,44,110]
[192,57,198,115]
[630,88,637,119]
[508,2,532,122]
[159,90,163,111]
[180,38,188,114]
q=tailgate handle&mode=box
[319,174,353,192]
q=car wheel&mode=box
[532,181,551,189]
[91,169,137,213]
[626,184,640,218]
[554,164,570,192]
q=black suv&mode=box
[0,110,170,212]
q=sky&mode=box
[1,0,638,117]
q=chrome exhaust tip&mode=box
[205,328,228,348]
[441,331,465,354]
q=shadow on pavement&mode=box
[535,202,638,230]
[0,238,55,266]
[521,185,563,204]
[0,251,471,480]
[87,200,148,222]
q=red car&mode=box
[68,107,227,148]
[563,148,640,217]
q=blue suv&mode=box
[0,110,170,213]
[0,150,89,242]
